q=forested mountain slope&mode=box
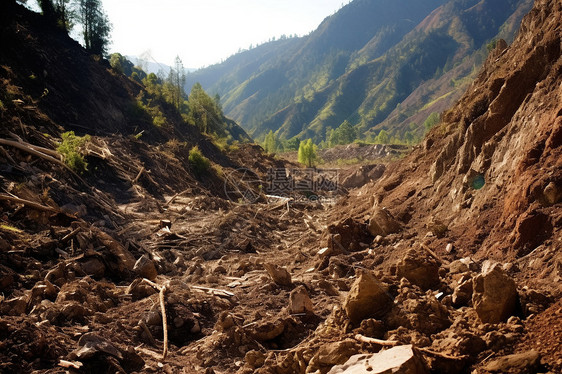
[187,0,533,144]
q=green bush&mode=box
[188,146,210,176]
[57,131,90,173]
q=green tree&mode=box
[77,0,111,55]
[375,129,389,144]
[167,56,186,110]
[188,83,225,136]
[338,120,356,144]
[298,139,318,168]
[109,53,134,76]
[54,0,74,31]
[285,136,300,151]
[423,112,440,132]
[264,130,278,153]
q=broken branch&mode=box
[354,334,399,347]
[0,138,66,169]
[142,279,168,360]
[418,347,469,361]
[132,167,145,184]
[0,194,57,212]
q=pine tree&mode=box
[298,139,318,168]
[77,0,111,55]
[264,130,277,153]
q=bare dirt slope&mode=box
[0,0,561,374]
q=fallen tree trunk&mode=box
[0,194,57,212]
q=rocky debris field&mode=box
[0,182,560,374]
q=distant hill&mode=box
[186,0,533,144]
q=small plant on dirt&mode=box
[188,146,210,176]
[57,131,91,173]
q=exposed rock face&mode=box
[327,345,428,374]
[472,263,518,323]
[367,208,401,237]
[344,269,393,324]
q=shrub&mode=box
[57,131,90,173]
[188,146,210,176]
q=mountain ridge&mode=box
[187,0,533,144]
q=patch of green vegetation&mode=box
[57,131,91,173]
[188,146,211,176]
[0,100,5,111]
[423,112,440,132]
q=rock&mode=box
[250,319,285,341]
[472,263,518,323]
[448,257,479,274]
[327,345,429,374]
[344,269,392,324]
[452,278,473,307]
[289,285,314,314]
[61,302,90,321]
[71,333,123,360]
[483,350,541,372]
[215,312,236,332]
[512,211,553,256]
[126,278,157,300]
[356,319,386,339]
[316,279,339,296]
[96,230,136,274]
[327,218,372,253]
[0,296,28,315]
[245,350,266,368]
[264,263,292,286]
[341,165,385,189]
[133,255,158,281]
[543,182,561,205]
[317,339,361,367]
[396,249,440,290]
[483,331,507,352]
[30,280,58,303]
[367,208,401,237]
[79,257,106,279]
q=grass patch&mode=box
[188,146,210,176]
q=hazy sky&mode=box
[103,0,346,69]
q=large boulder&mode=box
[344,269,393,324]
[328,345,429,374]
[367,208,401,237]
[472,263,518,323]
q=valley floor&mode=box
[1,180,560,374]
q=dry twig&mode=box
[142,279,169,360]
[354,334,399,347]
